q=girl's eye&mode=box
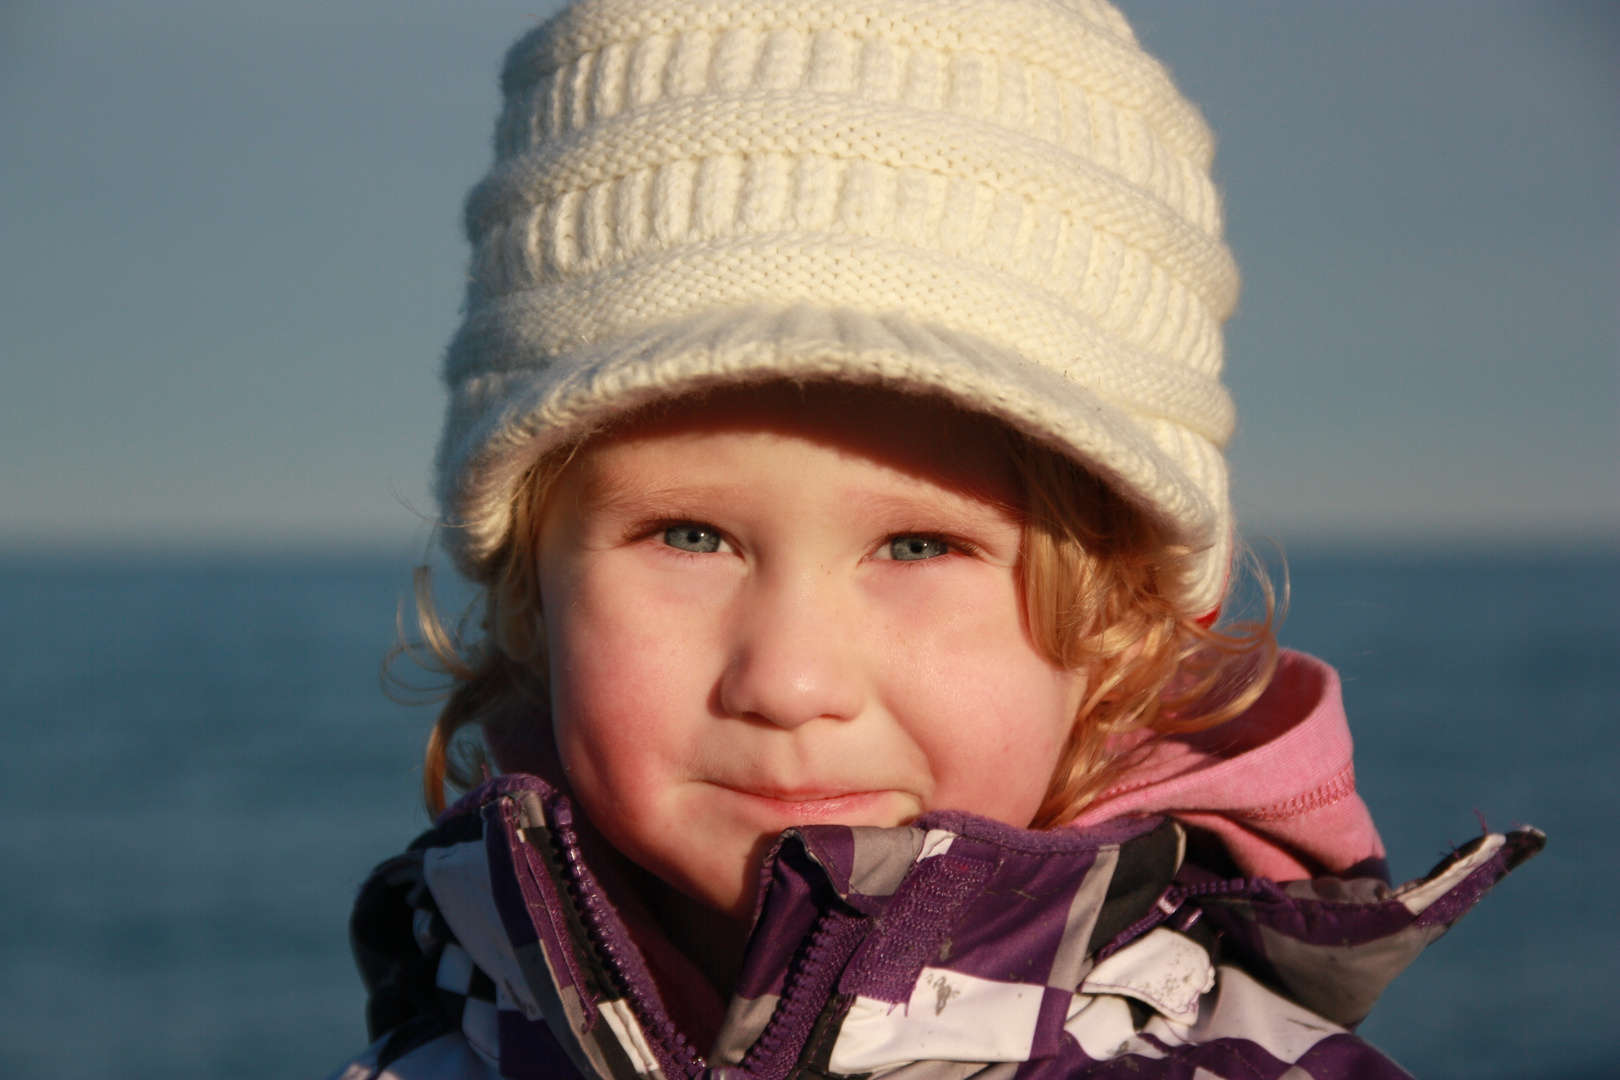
[663,524,723,553]
[888,535,949,561]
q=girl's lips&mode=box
[714,784,908,826]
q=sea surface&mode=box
[0,549,1615,1080]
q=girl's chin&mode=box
[633,787,924,916]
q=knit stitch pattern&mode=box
[438,0,1241,612]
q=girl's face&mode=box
[537,386,1086,918]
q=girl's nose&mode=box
[717,574,864,729]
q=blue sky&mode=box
[2,1,1615,555]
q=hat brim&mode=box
[437,303,1230,612]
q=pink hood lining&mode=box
[1070,650,1388,882]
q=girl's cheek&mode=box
[886,567,1034,671]
[549,562,714,773]
[884,573,1078,825]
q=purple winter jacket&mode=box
[327,774,1540,1080]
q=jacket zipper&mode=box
[547,796,866,1080]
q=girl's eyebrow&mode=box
[571,463,733,515]
[842,488,1022,532]
[581,463,1019,535]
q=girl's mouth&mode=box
[713,784,907,826]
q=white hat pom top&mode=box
[438,0,1240,613]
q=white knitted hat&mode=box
[438,0,1239,613]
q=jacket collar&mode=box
[354,773,1541,1080]
[407,775,1182,1079]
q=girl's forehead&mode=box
[579,382,1025,503]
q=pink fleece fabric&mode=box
[1070,650,1387,882]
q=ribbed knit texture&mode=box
[438,0,1240,612]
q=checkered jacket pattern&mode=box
[330,775,1540,1080]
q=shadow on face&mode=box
[586,380,1028,517]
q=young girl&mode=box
[332,2,1540,1077]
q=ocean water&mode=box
[0,549,1614,1080]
